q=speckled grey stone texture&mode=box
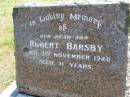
[13,2,130,97]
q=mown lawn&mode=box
[0,0,58,93]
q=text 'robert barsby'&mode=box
[29,40,103,52]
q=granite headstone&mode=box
[13,2,130,97]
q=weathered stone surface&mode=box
[13,2,130,97]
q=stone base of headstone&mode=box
[0,81,34,97]
[2,79,130,97]
[1,82,130,97]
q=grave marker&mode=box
[13,2,130,97]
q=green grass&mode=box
[0,0,60,94]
